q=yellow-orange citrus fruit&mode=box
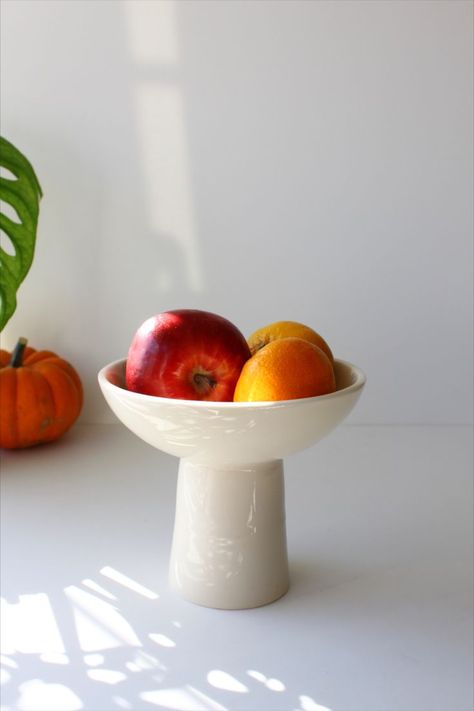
[247,320,334,363]
[233,337,336,402]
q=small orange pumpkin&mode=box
[0,338,83,449]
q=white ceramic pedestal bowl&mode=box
[98,359,365,610]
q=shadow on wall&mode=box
[92,0,208,419]
[3,0,208,423]
[116,0,204,303]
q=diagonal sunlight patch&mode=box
[0,655,18,669]
[141,685,227,710]
[299,695,333,711]
[246,669,285,692]
[126,650,166,673]
[149,633,176,648]
[39,652,69,665]
[16,679,83,711]
[83,653,104,667]
[247,669,266,683]
[100,567,159,600]
[86,669,127,685]
[64,586,141,652]
[82,578,118,601]
[1,595,65,656]
[189,686,228,710]
[207,670,248,693]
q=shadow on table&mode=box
[1,430,337,711]
[1,564,333,711]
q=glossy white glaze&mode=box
[98,358,365,608]
[169,459,289,609]
[98,359,365,467]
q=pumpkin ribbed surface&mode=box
[0,342,83,449]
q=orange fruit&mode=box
[247,320,334,363]
[233,337,336,402]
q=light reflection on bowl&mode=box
[98,358,365,467]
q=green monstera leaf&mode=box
[0,136,42,331]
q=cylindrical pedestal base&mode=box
[169,459,289,609]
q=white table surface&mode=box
[1,424,473,711]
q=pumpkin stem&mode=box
[10,337,28,368]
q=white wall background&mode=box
[1,0,472,425]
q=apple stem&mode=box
[193,372,217,394]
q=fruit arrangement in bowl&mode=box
[98,309,365,610]
[125,308,339,404]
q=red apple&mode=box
[125,309,251,401]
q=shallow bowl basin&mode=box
[98,358,365,467]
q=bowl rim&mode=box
[98,357,366,409]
